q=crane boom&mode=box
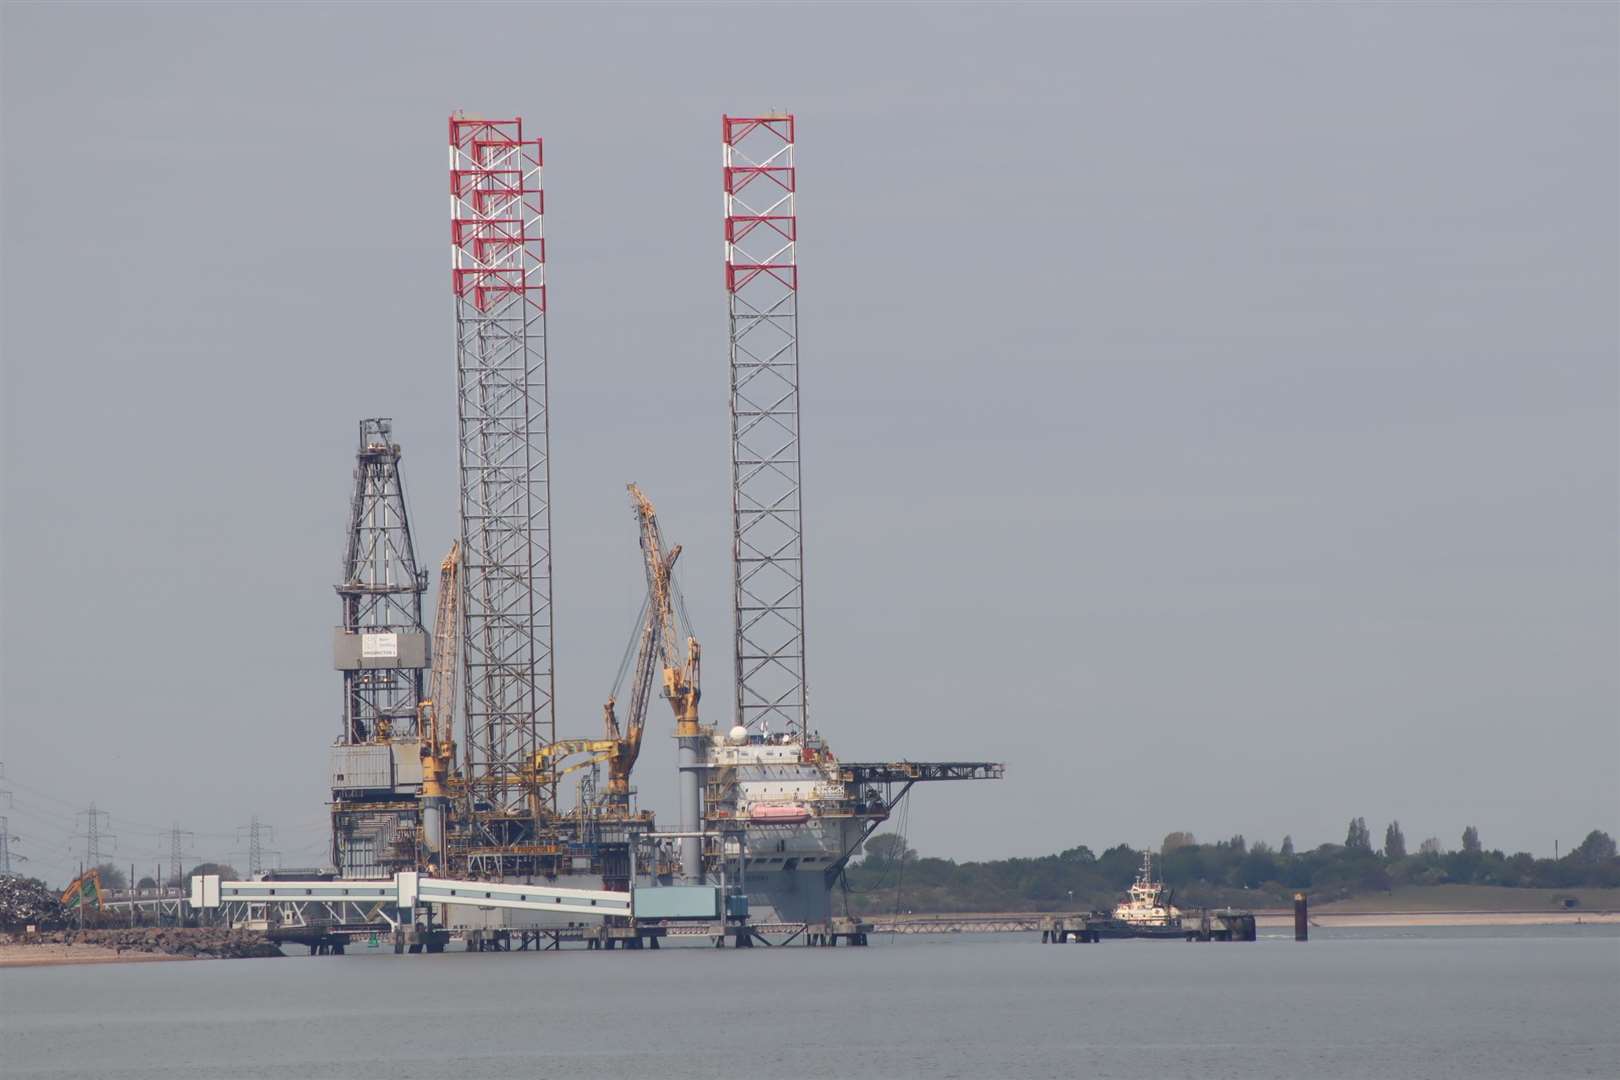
[418,542,460,870]
[602,593,659,810]
[422,542,461,755]
[627,484,700,731]
[627,483,704,879]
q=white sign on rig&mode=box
[360,632,399,660]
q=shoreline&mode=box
[0,927,282,968]
[1254,909,1619,929]
[0,943,194,968]
[5,910,1612,967]
[877,908,1620,931]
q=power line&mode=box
[74,803,116,869]
[0,763,13,873]
[5,776,86,812]
[169,824,195,887]
[0,775,313,842]
[235,816,277,877]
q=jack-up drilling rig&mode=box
[711,114,1003,924]
[316,116,996,923]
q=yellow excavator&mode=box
[417,542,460,872]
[60,867,105,912]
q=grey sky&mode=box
[2,2,1615,885]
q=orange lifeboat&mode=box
[749,804,811,824]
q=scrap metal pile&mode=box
[0,874,65,931]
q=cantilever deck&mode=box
[837,762,1005,784]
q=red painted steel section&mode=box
[448,117,544,313]
[723,114,796,295]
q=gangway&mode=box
[189,872,633,929]
[400,873,631,918]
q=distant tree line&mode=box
[842,826,1619,914]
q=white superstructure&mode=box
[1112,851,1182,927]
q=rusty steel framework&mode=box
[725,114,807,736]
[337,419,428,744]
[449,116,555,876]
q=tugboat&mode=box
[1086,851,1185,940]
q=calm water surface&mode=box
[2,927,1616,1079]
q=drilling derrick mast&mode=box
[449,115,556,878]
[724,114,807,737]
[331,419,432,879]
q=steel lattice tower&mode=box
[169,824,193,888]
[724,114,807,735]
[77,803,113,870]
[337,419,428,743]
[238,816,275,876]
[0,764,10,874]
[449,115,555,871]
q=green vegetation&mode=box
[182,862,240,889]
[1384,821,1407,859]
[92,863,127,891]
[842,826,1620,914]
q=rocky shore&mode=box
[0,927,283,966]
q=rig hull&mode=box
[707,731,883,925]
[733,816,872,924]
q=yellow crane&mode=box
[599,590,657,813]
[627,483,704,879]
[628,484,700,733]
[526,561,661,817]
[596,498,670,809]
[513,487,693,847]
[417,542,460,871]
[523,487,676,820]
[533,739,619,780]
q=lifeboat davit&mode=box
[749,804,811,824]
